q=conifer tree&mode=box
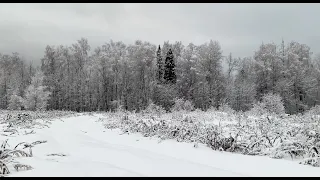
[156,45,164,83]
[164,49,176,84]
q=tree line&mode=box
[0,38,319,114]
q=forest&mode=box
[0,38,319,114]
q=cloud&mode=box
[0,3,320,62]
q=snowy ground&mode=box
[3,114,320,177]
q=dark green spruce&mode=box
[156,45,164,83]
[164,49,176,84]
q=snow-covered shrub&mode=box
[171,98,195,112]
[260,93,285,115]
[171,98,185,112]
[110,100,122,112]
[143,102,166,117]
[305,105,320,116]
[7,93,23,111]
[270,139,307,159]
[184,100,195,112]
[0,139,42,175]
[101,107,320,168]
[171,111,184,120]
[207,106,218,112]
[300,157,320,167]
[193,108,203,114]
[0,110,78,129]
[218,103,235,114]
[247,102,265,116]
[249,93,285,116]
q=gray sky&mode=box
[1,3,320,63]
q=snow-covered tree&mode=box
[127,40,156,111]
[197,40,225,108]
[252,93,285,116]
[254,43,282,98]
[230,57,256,111]
[2,37,320,115]
[176,43,198,100]
[225,53,240,105]
[226,53,240,81]
[152,84,177,112]
[7,90,23,110]
[284,41,312,113]
[23,71,51,111]
[0,53,30,109]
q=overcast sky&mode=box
[1,3,320,63]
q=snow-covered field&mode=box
[1,113,320,177]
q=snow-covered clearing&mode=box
[1,114,320,177]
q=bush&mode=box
[250,93,285,116]
[0,139,48,175]
[305,105,320,116]
[110,100,123,112]
[7,94,23,111]
[218,103,235,114]
[207,106,218,112]
[143,102,166,117]
[171,98,195,112]
[184,100,195,112]
[248,102,266,116]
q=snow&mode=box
[3,114,320,177]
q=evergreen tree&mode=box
[164,49,176,84]
[156,45,164,83]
